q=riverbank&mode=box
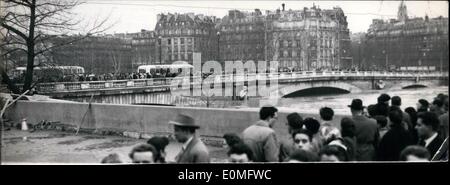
[1,129,228,164]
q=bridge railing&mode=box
[11,71,447,93]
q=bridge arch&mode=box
[273,81,362,98]
[389,80,437,90]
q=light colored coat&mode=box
[242,120,279,162]
[175,136,210,163]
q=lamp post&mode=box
[358,41,361,70]
[382,50,388,70]
[216,31,220,63]
[158,36,162,64]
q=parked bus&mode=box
[137,63,194,77]
[11,66,85,82]
[12,66,85,76]
[399,66,436,72]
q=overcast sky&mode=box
[73,0,449,34]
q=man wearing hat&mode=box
[170,114,210,163]
[348,99,379,161]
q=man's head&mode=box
[303,117,321,135]
[349,99,365,115]
[430,99,444,112]
[319,145,348,162]
[259,106,278,128]
[417,99,429,111]
[400,145,430,162]
[169,114,199,143]
[101,153,122,164]
[416,112,440,139]
[374,115,388,129]
[377,93,391,105]
[223,133,242,147]
[388,108,403,126]
[227,143,254,163]
[147,136,169,163]
[174,125,196,143]
[367,104,377,117]
[129,144,158,164]
[319,107,334,121]
[286,113,303,134]
[391,96,402,107]
[292,129,314,152]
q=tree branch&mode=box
[0,22,28,40]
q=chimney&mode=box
[282,3,285,11]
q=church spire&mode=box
[397,0,408,22]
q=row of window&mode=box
[157,29,210,36]
[277,39,334,48]
[220,24,264,32]
[219,34,264,41]
[278,49,335,58]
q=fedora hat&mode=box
[168,114,200,129]
[348,99,365,110]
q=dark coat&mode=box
[175,136,210,163]
[423,134,445,157]
[377,125,413,161]
[352,115,379,161]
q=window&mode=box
[181,38,185,44]
[168,39,171,45]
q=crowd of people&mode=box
[101,93,448,164]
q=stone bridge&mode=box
[269,71,447,98]
[8,71,448,103]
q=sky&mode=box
[72,0,449,34]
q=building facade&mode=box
[155,13,219,65]
[130,30,157,70]
[363,1,449,71]
[350,32,366,70]
[49,35,133,74]
[217,9,266,64]
[265,5,351,70]
[216,5,351,71]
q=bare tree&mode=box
[0,0,111,94]
[110,49,122,75]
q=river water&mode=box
[276,86,448,115]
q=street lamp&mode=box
[158,36,162,64]
[358,41,361,70]
[216,31,220,63]
[382,50,388,70]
